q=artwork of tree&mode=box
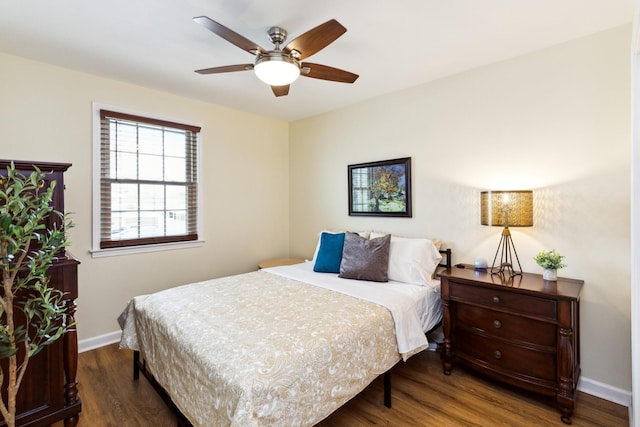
[348,157,411,217]
[369,165,405,212]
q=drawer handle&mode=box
[494,350,502,359]
[492,296,500,303]
[493,320,502,329]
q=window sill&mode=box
[89,239,205,258]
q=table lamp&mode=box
[481,190,533,277]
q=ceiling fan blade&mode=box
[283,19,346,60]
[271,85,290,97]
[193,16,265,55]
[300,63,359,83]
[195,64,254,75]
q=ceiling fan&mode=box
[193,16,359,97]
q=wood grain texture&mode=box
[440,268,583,423]
[53,344,627,426]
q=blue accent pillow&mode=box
[313,232,346,273]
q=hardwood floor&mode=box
[54,343,628,427]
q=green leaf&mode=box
[0,162,73,361]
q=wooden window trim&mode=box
[98,109,200,250]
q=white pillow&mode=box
[370,232,443,285]
[371,231,442,251]
[311,229,371,262]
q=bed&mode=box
[119,231,451,426]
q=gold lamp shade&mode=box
[481,190,533,277]
[481,190,533,227]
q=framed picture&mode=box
[348,157,412,217]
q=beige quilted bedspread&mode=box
[119,270,401,426]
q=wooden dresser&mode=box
[440,267,582,424]
[0,160,81,427]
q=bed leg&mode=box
[132,350,194,426]
[133,350,140,380]
[384,371,392,408]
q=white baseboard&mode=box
[578,376,632,407]
[78,330,122,353]
[77,330,633,410]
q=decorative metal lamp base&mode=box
[490,226,523,277]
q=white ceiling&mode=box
[0,1,634,121]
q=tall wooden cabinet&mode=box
[0,160,80,427]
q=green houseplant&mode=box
[534,249,567,281]
[0,162,74,427]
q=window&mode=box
[96,109,201,251]
[350,167,371,212]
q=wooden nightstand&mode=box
[440,267,583,424]
[258,258,305,269]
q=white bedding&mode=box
[119,265,442,426]
[264,261,442,359]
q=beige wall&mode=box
[290,25,632,391]
[0,53,290,342]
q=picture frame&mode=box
[348,157,412,217]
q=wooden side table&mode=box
[440,266,583,424]
[258,258,305,269]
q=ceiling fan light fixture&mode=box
[254,53,300,86]
[193,17,358,96]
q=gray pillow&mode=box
[339,233,391,282]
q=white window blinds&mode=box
[99,109,200,249]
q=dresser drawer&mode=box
[456,303,557,348]
[456,328,556,382]
[441,269,583,423]
[450,282,557,320]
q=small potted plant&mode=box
[534,249,567,281]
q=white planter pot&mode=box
[543,268,558,281]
